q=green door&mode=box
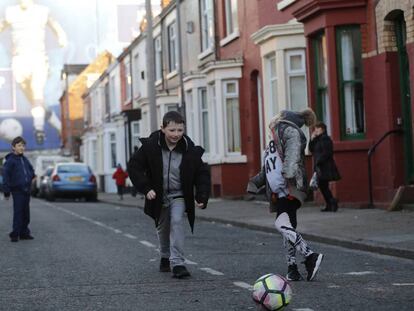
[395,16,414,183]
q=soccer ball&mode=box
[0,118,23,142]
[252,273,292,311]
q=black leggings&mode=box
[318,180,334,204]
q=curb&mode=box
[99,198,414,261]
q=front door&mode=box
[395,15,414,183]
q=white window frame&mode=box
[109,132,117,169]
[198,87,210,153]
[266,54,278,117]
[285,49,307,111]
[155,36,162,81]
[110,75,117,114]
[131,121,141,149]
[200,0,213,52]
[167,22,177,73]
[225,0,238,36]
[124,60,131,104]
[222,80,241,155]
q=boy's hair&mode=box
[11,136,26,146]
[162,111,185,127]
[314,122,327,132]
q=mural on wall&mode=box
[0,0,149,151]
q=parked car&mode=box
[38,166,54,198]
[31,155,74,196]
[45,163,97,202]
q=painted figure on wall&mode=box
[0,0,67,145]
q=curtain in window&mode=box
[226,98,241,153]
[340,29,364,135]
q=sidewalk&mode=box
[98,192,414,260]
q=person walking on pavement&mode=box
[247,109,324,282]
[308,122,341,212]
[2,136,35,242]
[112,164,128,200]
[127,111,211,279]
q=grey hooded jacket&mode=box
[248,110,308,205]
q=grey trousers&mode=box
[157,198,186,267]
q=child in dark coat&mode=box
[127,111,210,279]
[309,122,341,212]
[2,136,35,242]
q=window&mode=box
[200,0,213,52]
[168,22,177,72]
[124,61,131,103]
[337,26,364,139]
[110,75,117,113]
[131,121,141,149]
[223,81,241,153]
[286,50,307,112]
[199,87,210,152]
[110,133,117,168]
[266,54,278,117]
[104,81,110,118]
[313,33,331,134]
[154,36,162,80]
[224,0,238,36]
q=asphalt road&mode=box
[0,198,413,311]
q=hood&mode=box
[268,108,316,131]
[5,152,20,161]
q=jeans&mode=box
[156,198,186,267]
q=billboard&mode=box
[0,0,148,151]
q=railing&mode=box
[367,129,404,208]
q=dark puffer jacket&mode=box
[2,152,35,196]
[308,133,341,182]
[127,131,211,232]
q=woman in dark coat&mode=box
[309,122,341,212]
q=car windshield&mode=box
[58,165,89,174]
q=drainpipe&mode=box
[176,0,186,120]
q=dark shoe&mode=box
[321,205,332,212]
[19,235,34,240]
[159,258,171,272]
[10,236,18,242]
[172,265,191,279]
[304,253,324,281]
[286,264,303,281]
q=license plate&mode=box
[68,176,83,182]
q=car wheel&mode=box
[86,193,98,202]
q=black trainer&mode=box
[159,258,171,272]
[10,236,18,242]
[304,253,324,281]
[172,265,191,279]
[286,264,303,281]
[19,235,34,240]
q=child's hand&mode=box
[146,190,156,200]
[195,200,205,209]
